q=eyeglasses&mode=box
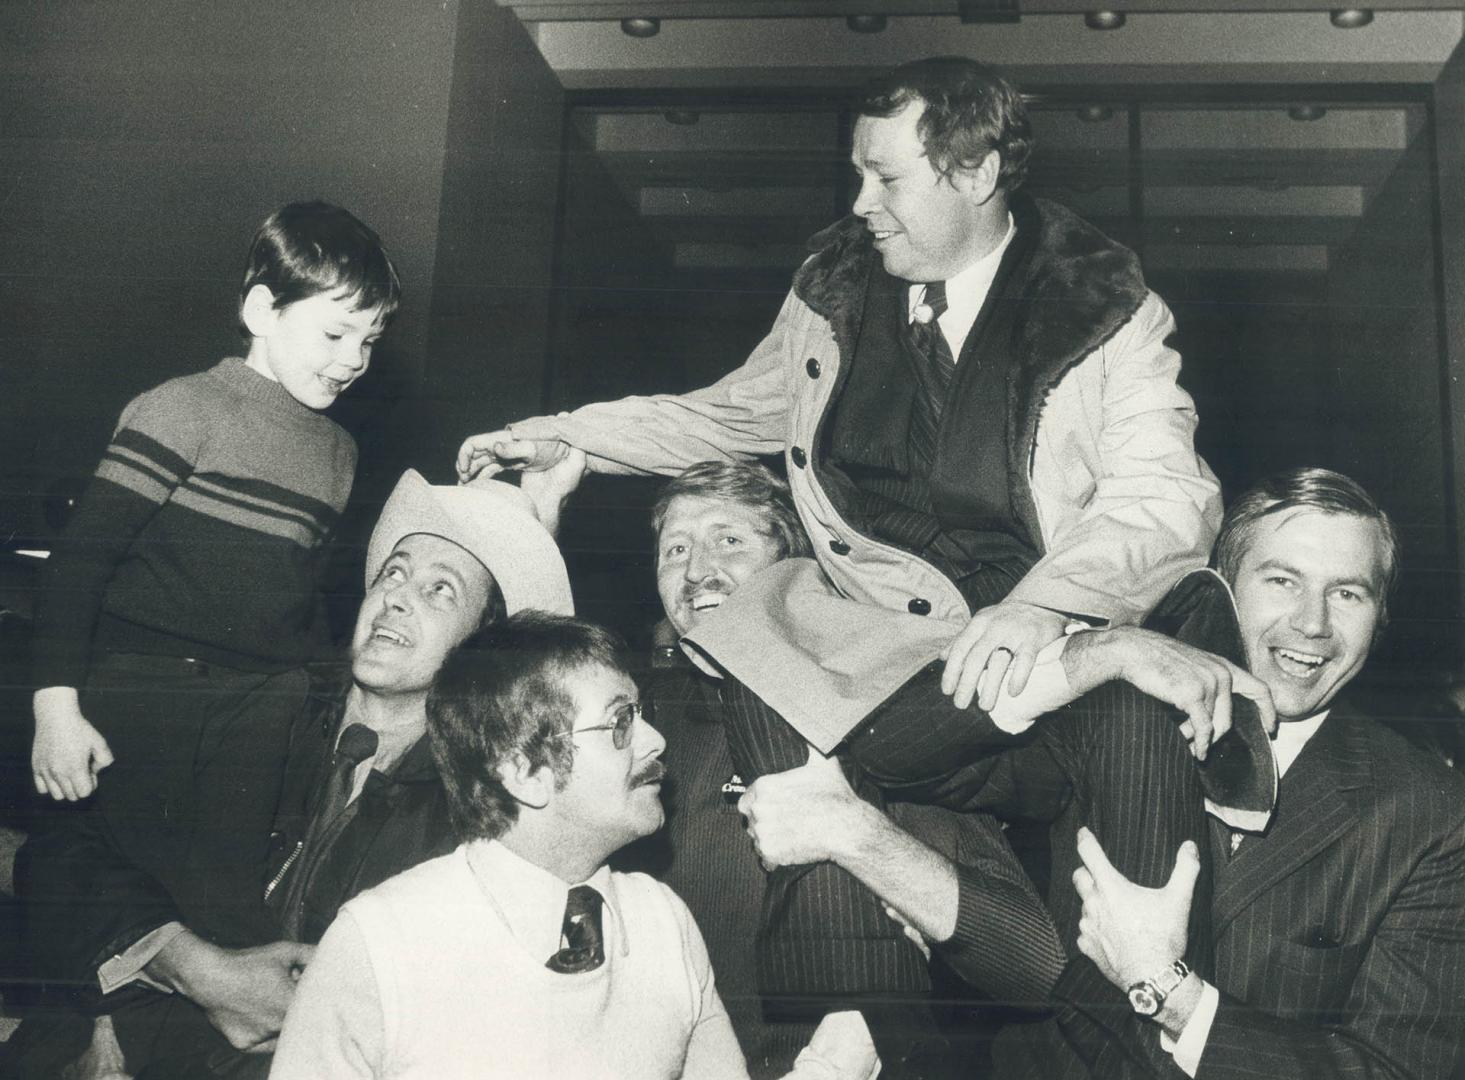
[553,700,642,750]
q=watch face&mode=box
[1128,985,1161,1016]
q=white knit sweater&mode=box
[271,841,748,1079]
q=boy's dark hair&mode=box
[239,201,401,333]
[1214,467,1400,626]
[651,460,812,560]
[858,57,1033,192]
[426,612,629,842]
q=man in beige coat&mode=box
[460,57,1219,717]
[459,58,1222,1078]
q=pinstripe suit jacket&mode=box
[1197,700,1465,1079]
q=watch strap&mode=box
[1127,959,1191,1016]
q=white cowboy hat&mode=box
[365,469,573,617]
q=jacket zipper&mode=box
[264,840,303,902]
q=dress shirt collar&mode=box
[907,211,1016,360]
[464,838,625,961]
[1273,710,1328,780]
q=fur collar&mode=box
[792,195,1150,417]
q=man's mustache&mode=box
[680,578,732,602]
[633,759,666,786]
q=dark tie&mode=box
[908,281,953,459]
[316,723,379,832]
[909,281,950,361]
[546,884,605,974]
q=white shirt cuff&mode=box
[97,920,187,994]
[1159,979,1220,1078]
[984,626,1089,733]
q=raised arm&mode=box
[457,289,808,483]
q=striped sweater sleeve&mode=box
[32,381,206,688]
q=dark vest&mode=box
[821,212,1043,604]
[792,195,1153,614]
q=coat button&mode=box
[790,446,807,469]
[829,539,851,556]
[907,597,931,616]
[806,357,821,379]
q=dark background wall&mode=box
[3,8,1461,672]
[1325,134,1452,670]
[1435,42,1465,656]
[0,0,561,557]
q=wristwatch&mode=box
[1127,959,1190,1017]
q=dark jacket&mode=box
[1043,701,1465,1080]
[15,676,453,991]
[265,700,456,945]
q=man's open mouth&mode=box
[1271,646,1327,678]
[371,625,411,647]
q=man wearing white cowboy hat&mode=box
[6,470,572,1080]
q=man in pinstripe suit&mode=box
[638,459,1268,1080]
[639,460,1069,1079]
[1069,468,1465,1079]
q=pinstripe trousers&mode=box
[717,564,1030,1002]
[720,671,1212,993]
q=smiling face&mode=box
[243,286,385,410]
[547,664,667,854]
[655,495,784,636]
[1231,510,1387,722]
[851,100,1001,283]
[351,533,494,698]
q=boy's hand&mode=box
[33,686,114,801]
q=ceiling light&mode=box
[1077,105,1116,122]
[1084,11,1126,30]
[620,17,660,37]
[664,109,700,126]
[846,14,887,32]
[1288,105,1327,122]
[1329,9,1373,28]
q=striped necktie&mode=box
[908,281,953,458]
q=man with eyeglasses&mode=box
[8,470,573,1079]
[272,613,878,1079]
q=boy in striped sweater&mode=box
[28,201,400,942]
